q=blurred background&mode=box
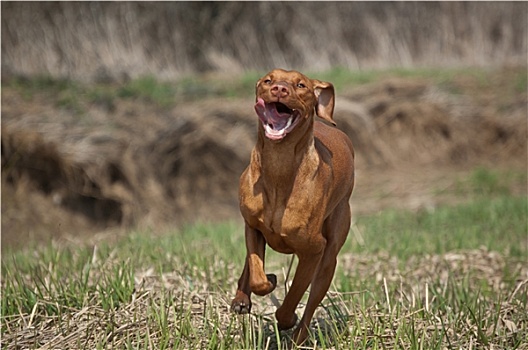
[2,2,526,80]
[2,2,527,250]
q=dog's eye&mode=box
[296,83,306,88]
[264,79,272,84]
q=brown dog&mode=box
[231,69,355,345]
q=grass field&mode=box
[6,65,526,112]
[2,168,527,349]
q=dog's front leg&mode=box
[231,223,277,314]
[245,223,277,296]
[231,257,251,314]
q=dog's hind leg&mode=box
[292,199,351,344]
[275,232,326,332]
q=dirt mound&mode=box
[2,70,526,249]
[1,97,258,247]
[338,77,526,166]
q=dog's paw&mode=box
[276,311,298,331]
[231,292,252,314]
[231,301,251,314]
[251,274,278,296]
[266,273,277,289]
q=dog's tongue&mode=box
[254,98,292,133]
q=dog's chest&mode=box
[259,208,306,254]
[240,180,323,253]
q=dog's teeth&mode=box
[263,116,295,139]
[266,124,283,134]
[285,117,293,129]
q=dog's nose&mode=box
[271,82,289,98]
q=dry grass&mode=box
[2,195,527,349]
[2,2,526,81]
[2,246,527,349]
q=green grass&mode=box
[349,195,527,259]
[117,76,177,108]
[308,66,520,93]
[2,187,527,349]
[6,66,525,113]
[457,167,523,197]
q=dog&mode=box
[231,69,355,345]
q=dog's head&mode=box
[254,69,335,141]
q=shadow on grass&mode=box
[241,300,350,349]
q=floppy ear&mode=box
[255,79,261,101]
[312,79,336,126]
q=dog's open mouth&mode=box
[254,98,301,141]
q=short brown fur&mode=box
[231,69,355,345]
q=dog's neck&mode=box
[255,117,318,183]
